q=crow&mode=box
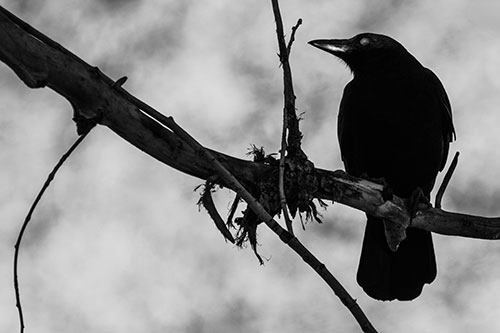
[309,33,455,301]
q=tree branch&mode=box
[14,131,91,333]
[165,114,378,333]
[315,169,500,240]
[269,2,376,330]
[272,4,304,236]
[3,5,500,331]
[0,6,269,188]
[1,5,499,243]
[271,2,303,157]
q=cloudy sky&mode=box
[2,0,500,332]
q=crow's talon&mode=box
[408,187,431,218]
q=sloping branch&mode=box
[5,5,500,333]
[269,2,374,330]
[1,6,500,241]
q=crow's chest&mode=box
[337,75,444,193]
[339,76,437,146]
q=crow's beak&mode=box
[308,39,351,56]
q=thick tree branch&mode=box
[1,6,499,241]
[3,5,500,332]
[315,170,500,240]
[0,6,268,189]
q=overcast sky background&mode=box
[2,0,500,332]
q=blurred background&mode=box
[1,0,500,332]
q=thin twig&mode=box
[273,0,294,234]
[165,115,378,333]
[271,1,303,156]
[435,151,459,209]
[14,131,91,333]
[278,18,302,235]
[270,1,376,331]
[276,14,303,235]
[279,124,294,235]
[227,194,241,228]
[201,182,235,243]
[286,18,303,55]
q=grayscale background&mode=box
[1,1,499,332]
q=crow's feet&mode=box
[360,173,394,201]
[408,187,431,219]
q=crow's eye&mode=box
[360,37,370,46]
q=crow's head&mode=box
[309,33,419,75]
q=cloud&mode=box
[2,1,500,332]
